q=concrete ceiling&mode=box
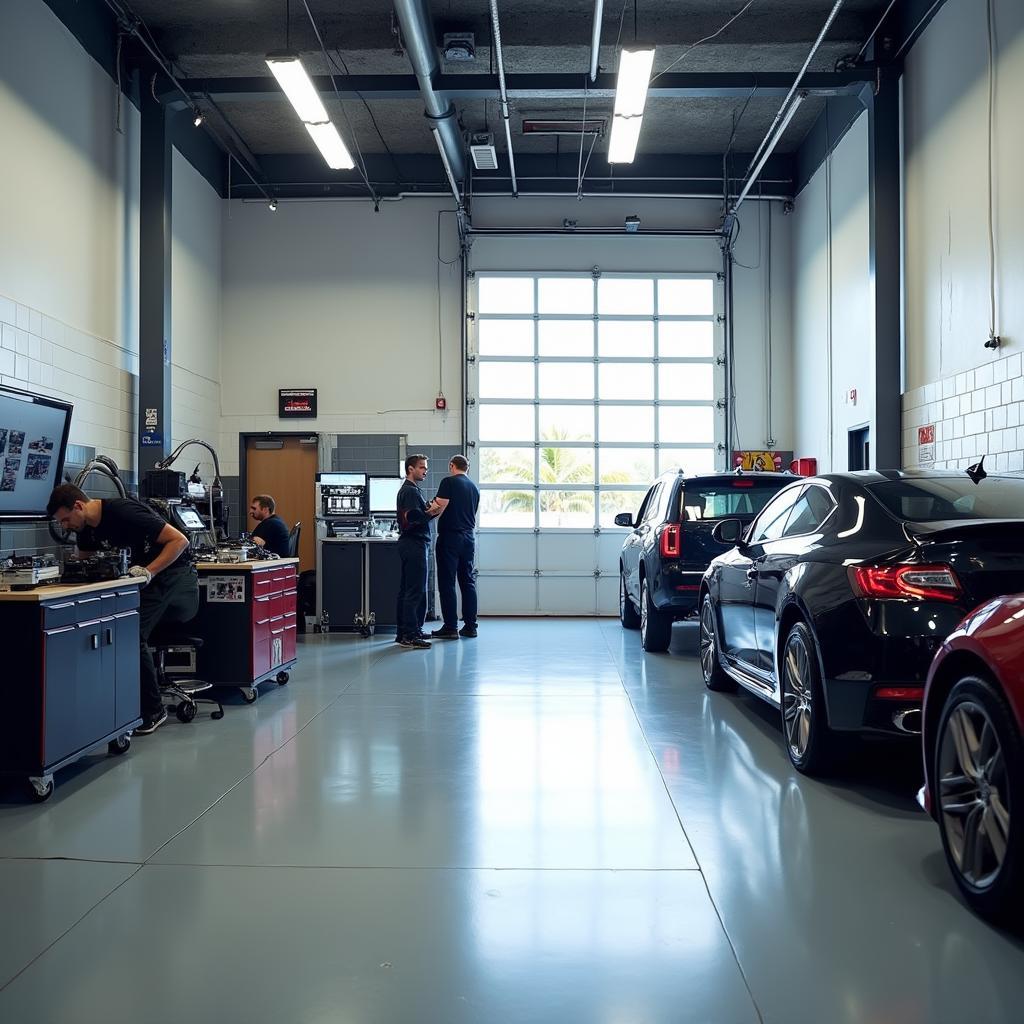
[117,0,895,193]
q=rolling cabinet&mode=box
[0,579,143,802]
[194,559,299,703]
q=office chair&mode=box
[287,521,301,559]
[148,622,224,723]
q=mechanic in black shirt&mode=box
[395,453,441,649]
[430,454,481,639]
[248,494,290,557]
[47,483,197,735]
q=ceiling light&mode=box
[608,47,655,164]
[265,53,329,124]
[305,121,355,170]
[192,110,204,128]
[268,198,278,212]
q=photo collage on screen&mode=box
[0,429,53,491]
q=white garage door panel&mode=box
[539,576,598,615]
[599,531,629,571]
[476,533,535,572]
[537,532,598,572]
[476,575,537,615]
[597,575,620,615]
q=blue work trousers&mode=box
[396,536,429,639]
[436,530,477,631]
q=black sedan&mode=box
[698,470,1024,775]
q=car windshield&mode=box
[869,477,1024,522]
[680,478,788,521]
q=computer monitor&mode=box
[0,383,73,519]
[369,476,404,516]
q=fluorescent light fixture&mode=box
[265,53,329,124]
[608,47,655,164]
[305,120,355,170]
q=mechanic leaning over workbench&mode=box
[47,483,198,735]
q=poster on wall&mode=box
[918,425,935,468]
[279,389,317,418]
[732,450,787,472]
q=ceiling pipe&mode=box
[589,0,605,81]
[488,0,519,197]
[730,0,845,220]
[393,0,467,191]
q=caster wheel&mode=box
[28,777,54,803]
[176,701,197,723]
[107,735,131,756]
[276,672,290,685]
[242,687,258,704]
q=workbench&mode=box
[0,577,145,801]
[193,558,299,702]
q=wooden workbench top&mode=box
[0,577,145,603]
[195,558,300,571]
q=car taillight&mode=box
[660,524,681,558]
[875,686,925,700]
[849,564,961,603]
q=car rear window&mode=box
[680,478,790,521]
[869,477,1024,522]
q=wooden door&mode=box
[245,437,317,571]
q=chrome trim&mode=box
[893,708,923,735]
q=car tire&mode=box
[779,622,834,776]
[619,570,640,630]
[699,595,735,692]
[640,578,672,652]
[934,674,1023,925]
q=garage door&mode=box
[468,271,725,615]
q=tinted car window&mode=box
[783,485,836,537]
[749,486,804,544]
[680,478,789,521]
[634,485,656,524]
[640,483,663,526]
[869,477,1024,522]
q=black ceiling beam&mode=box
[229,151,793,201]
[169,69,876,105]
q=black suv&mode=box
[615,470,793,651]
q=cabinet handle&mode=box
[91,634,100,650]
[105,628,113,645]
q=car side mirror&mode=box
[614,512,635,528]
[712,518,745,546]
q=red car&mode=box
[922,594,1024,924]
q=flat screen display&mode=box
[176,507,207,530]
[0,384,73,519]
[369,476,404,515]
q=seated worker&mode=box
[248,494,290,557]
[47,483,198,735]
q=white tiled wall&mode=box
[0,292,139,475]
[902,352,1024,473]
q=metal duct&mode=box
[590,0,605,82]
[393,0,466,187]
[488,0,518,196]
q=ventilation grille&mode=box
[470,133,498,171]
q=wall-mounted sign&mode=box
[279,389,317,418]
[732,450,785,472]
[918,424,935,467]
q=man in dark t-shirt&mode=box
[47,483,198,735]
[430,454,481,639]
[249,494,290,557]
[395,453,441,648]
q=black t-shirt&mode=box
[436,473,480,534]
[76,497,187,573]
[252,514,290,557]
[397,480,431,541]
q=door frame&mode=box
[238,431,320,534]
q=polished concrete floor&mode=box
[1,619,1022,1023]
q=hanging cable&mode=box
[892,0,945,62]
[299,0,380,206]
[825,102,834,470]
[855,0,898,60]
[985,0,1000,348]
[650,0,758,83]
[766,200,774,448]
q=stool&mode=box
[148,624,224,722]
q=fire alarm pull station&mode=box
[435,395,447,411]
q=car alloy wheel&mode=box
[938,698,1009,890]
[619,571,640,629]
[640,578,672,652]
[782,632,814,762]
[699,600,715,680]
